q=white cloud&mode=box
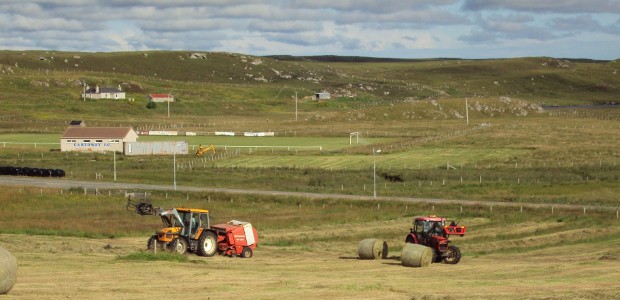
[463,0,620,14]
[0,0,617,59]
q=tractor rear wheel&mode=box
[241,246,253,258]
[170,238,188,255]
[197,231,217,257]
[443,245,461,264]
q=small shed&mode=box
[147,94,175,102]
[60,127,138,153]
[315,92,331,100]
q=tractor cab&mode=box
[175,208,210,239]
[412,216,447,238]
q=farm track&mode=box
[0,175,617,212]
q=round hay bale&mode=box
[401,243,433,268]
[0,245,17,294]
[358,239,388,259]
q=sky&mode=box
[1,0,619,60]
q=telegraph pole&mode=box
[465,97,469,125]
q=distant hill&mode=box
[265,55,455,63]
[0,50,618,131]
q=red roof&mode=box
[149,94,173,98]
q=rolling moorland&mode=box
[0,50,619,299]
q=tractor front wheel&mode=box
[241,246,253,258]
[443,245,461,264]
[405,235,415,244]
[147,235,162,251]
[432,250,443,263]
[197,231,217,257]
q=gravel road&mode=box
[0,176,616,211]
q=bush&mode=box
[146,101,157,109]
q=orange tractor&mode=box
[405,215,466,264]
[127,198,258,258]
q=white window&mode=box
[109,139,120,143]
[96,140,103,143]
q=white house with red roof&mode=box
[147,93,175,102]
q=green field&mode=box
[0,134,393,151]
[1,114,620,207]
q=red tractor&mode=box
[405,215,466,264]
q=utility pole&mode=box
[465,97,469,125]
[295,91,298,121]
[113,151,117,181]
[373,148,381,198]
[173,153,177,190]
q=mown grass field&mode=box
[0,186,618,299]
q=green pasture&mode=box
[0,133,395,152]
[142,135,391,151]
[1,113,620,207]
[0,134,60,143]
[212,146,530,170]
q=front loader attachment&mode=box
[127,196,158,216]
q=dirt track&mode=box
[0,176,615,212]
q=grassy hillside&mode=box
[0,51,619,132]
[1,50,619,207]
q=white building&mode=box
[82,84,126,100]
[60,127,138,153]
[315,92,331,100]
